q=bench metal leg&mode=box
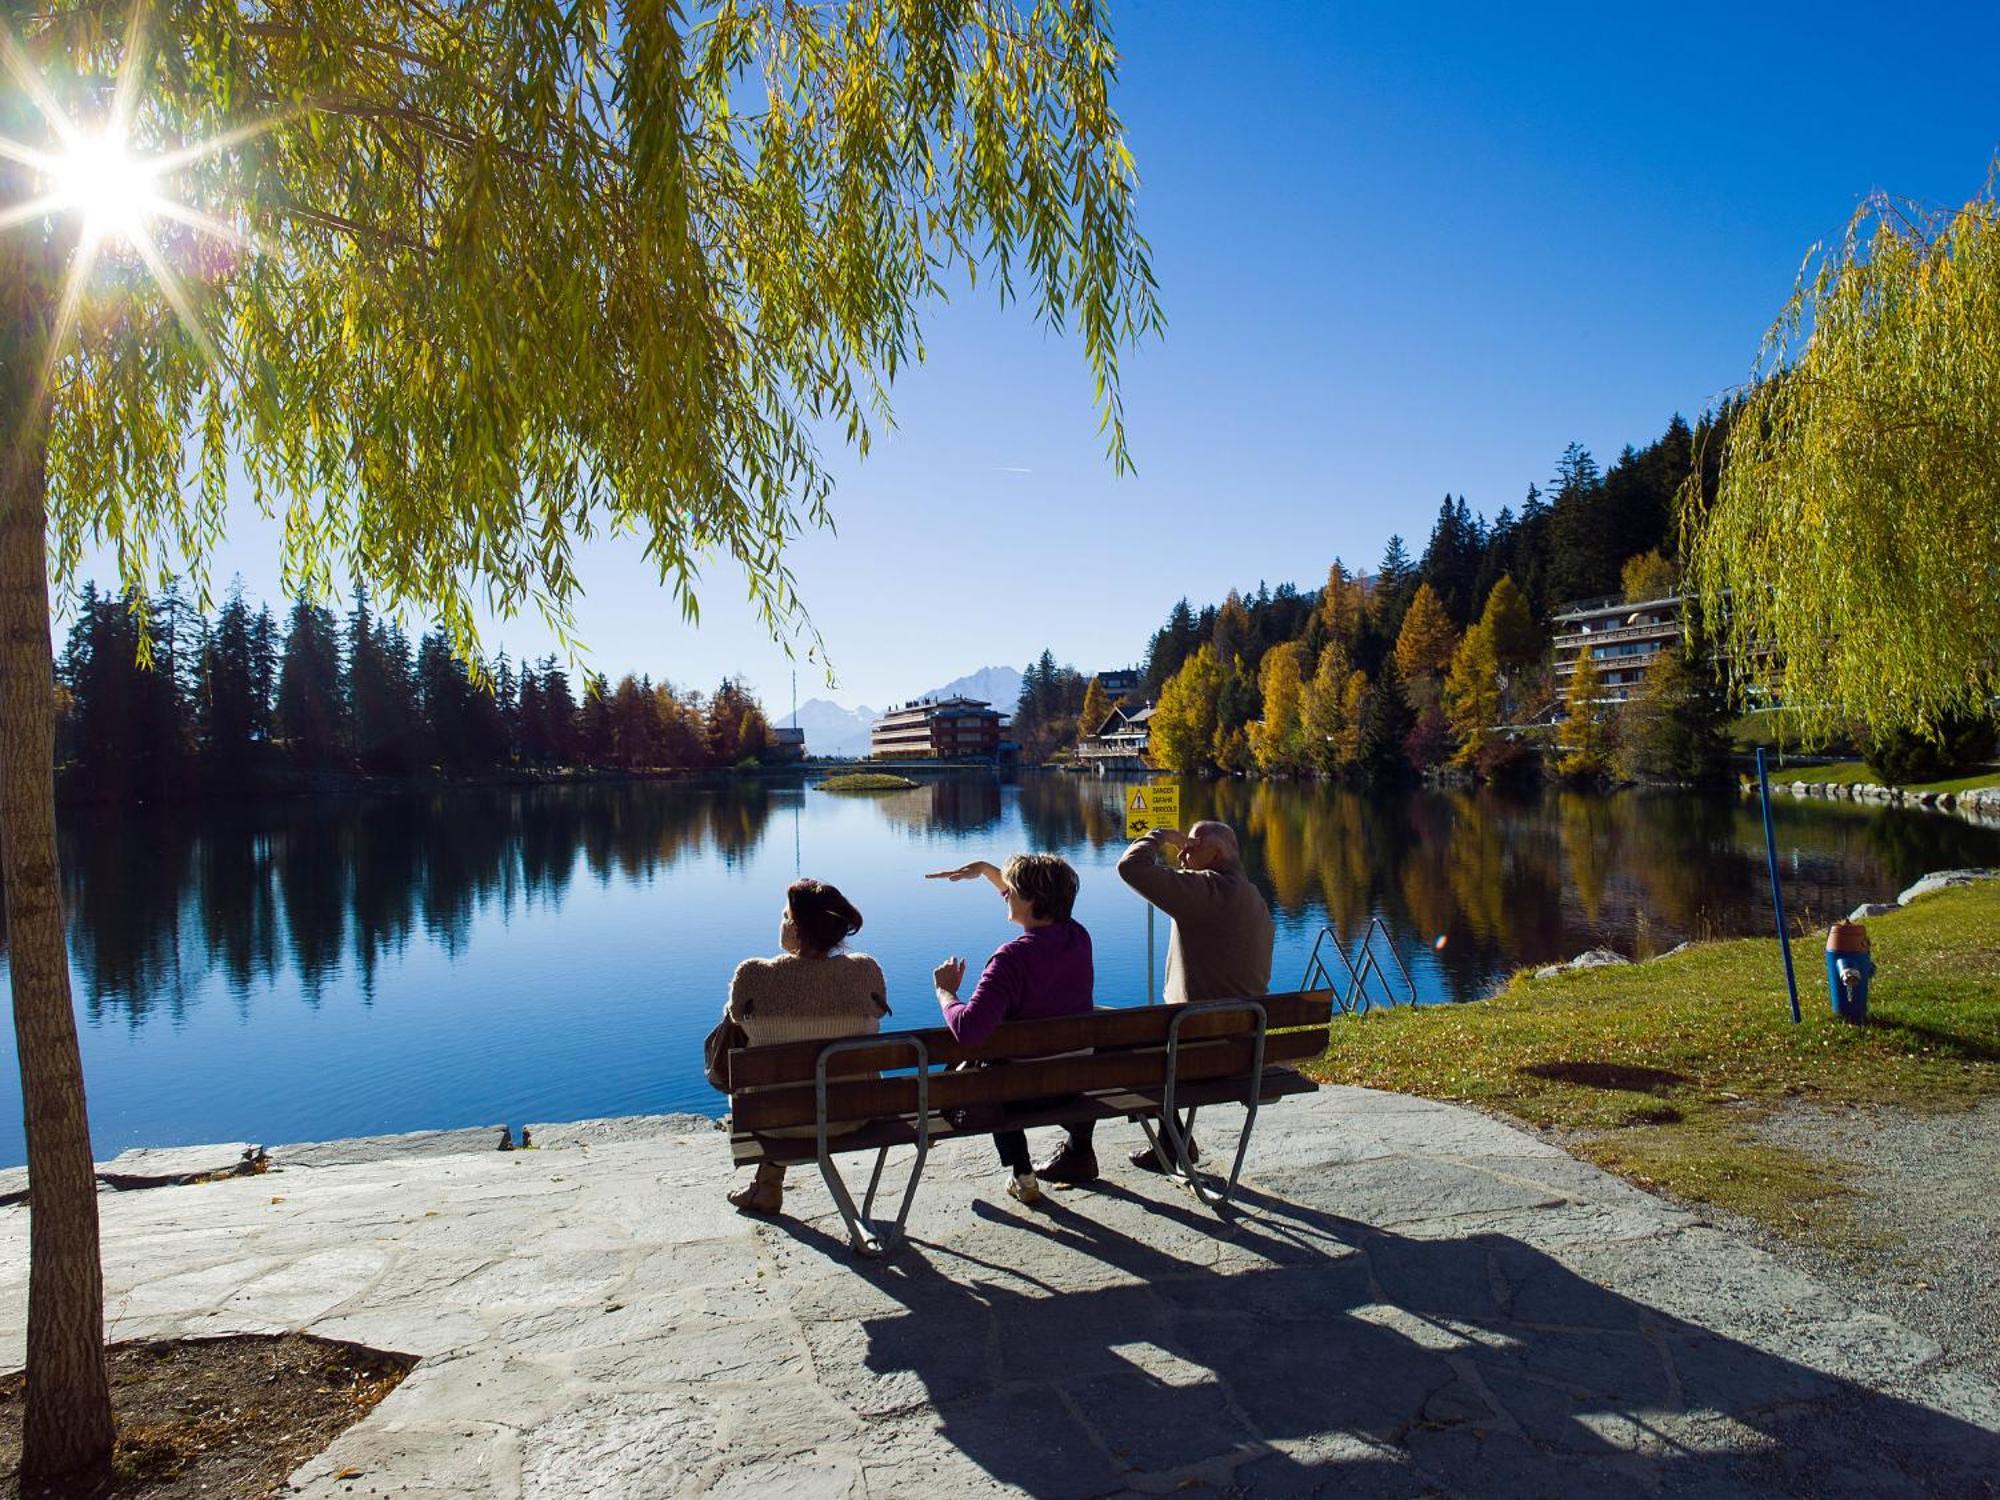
[817,1037,929,1256]
[1156,1000,1266,1214]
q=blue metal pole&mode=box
[1756,748,1803,1024]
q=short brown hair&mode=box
[1003,854,1078,923]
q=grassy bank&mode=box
[1759,760,2000,796]
[818,772,920,792]
[1307,882,2000,1240]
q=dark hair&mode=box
[788,879,863,954]
[1003,854,1079,923]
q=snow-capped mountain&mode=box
[920,665,1024,712]
[778,698,878,759]
[776,666,1024,758]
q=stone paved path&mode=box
[3,1087,1997,1497]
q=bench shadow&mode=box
[767,1178,2000,1499]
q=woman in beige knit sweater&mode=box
[723,878,888,1215]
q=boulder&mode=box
[1534,948,1632,980]
[1897,869,2000,906]
[1848,902,1899,921]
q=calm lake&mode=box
[3,772,1996,1167]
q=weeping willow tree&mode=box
[1686,173,2000,744]
[0,0,1160,1479]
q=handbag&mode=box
[704,1015,748,1093]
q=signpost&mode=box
[1125,782,1182,1002]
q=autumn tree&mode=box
[1392,581,1458,684]
[1150,644,1223,775]
[1556,650,1617,779]
[1620,549,1677,605]
[1333,669,1370,771]
[0,2,1158,1478]
[1076,674,1112,748]
[1299,640,1350,776]
[1688,176,2000,742]
[1248,641,1307,775]
[1442,619,1501,768]
[1480,575,1541,676]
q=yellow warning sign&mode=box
[1125,781,1182,840]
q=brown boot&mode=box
[728,1162,785,1215]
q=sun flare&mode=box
[51,128,161,243]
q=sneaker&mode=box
[1130,1136,1201,1173]
[1006,1172,1043,1205]
[1034,1142,1101,1185]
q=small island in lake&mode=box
[819,772,921,792]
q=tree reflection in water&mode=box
[47,781,785,1025]
[7,773,1998,1024]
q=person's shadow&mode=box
[769,1179,2000,1498]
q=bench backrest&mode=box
[727,989,1334,1134]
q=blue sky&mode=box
[72,2,2000,713]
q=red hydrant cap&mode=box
[1827,921,1871,954]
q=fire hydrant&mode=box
[1825,921,1873,1024]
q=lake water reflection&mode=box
[2,772,1995,1165]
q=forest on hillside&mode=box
[1008,413,1737,783]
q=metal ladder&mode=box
[1300,917,1417,1015]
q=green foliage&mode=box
[1689,175,2000,742]
[1248,641,1307,775]
[1614,644,1731,784]
[27,0,1162,665]
[1013,649,1088,762]
[1150,643,1221,775]
[820,771,918,791]
[1862,713,1997,785]
[57,579,780,789]
[1620,549,1677,604]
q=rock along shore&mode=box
[4,1088,1997,1497]
[1747,775,2000,827]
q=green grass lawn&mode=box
[1307,882,2000,1240]
[1759,760,2000,795]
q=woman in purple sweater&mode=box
[926,853,1093,1204]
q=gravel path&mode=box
[1742,1098,2000,1382]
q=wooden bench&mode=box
[723,990,1335,1255]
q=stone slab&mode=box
[2,1084,1994,1498]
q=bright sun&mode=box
[52,128,160,242]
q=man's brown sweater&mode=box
[1117,840,1274,1004]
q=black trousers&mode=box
[994,1119,1096,1174]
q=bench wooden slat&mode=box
[731,1067,1320,1167]
[730,1028,1324,1132]
[723,989,1334,1090]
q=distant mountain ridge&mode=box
[777,665,1024,758]
[921,665,1024,711]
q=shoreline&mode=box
[1745,775,2000,826]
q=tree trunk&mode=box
[1,207,116,1481]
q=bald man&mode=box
[1036,819,1274,1183]
[1117,821,1274,1008]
